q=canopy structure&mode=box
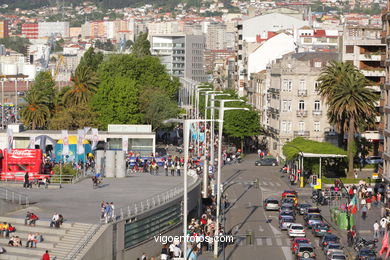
[299,152,347,158]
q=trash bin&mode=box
[330,208,336,222]
[338,212,347,230]
[334,209,341,225]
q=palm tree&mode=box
[324,69,378,178]
[63,64,99,106]
[20,90,50,130]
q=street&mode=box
[200,154,346,260]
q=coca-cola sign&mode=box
[10,150,35,159]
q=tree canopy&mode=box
[131,32,151,58]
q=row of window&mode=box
[192,70,204,75]
[281,121,321,133]
[282,100,321,111]
[192,63,202,69]
[192,50,202,55]
[282,80,319,92]
[191,43,204,49]
[192,56,202,62]
[153,42,185,48]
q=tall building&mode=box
[267,52,339,158]
[341,25,385,154]
[206,23,226,50]
[22,23,38,39]
[38,22,70,38]
[0,20,9,39]
[151,34,207,82]
[382,4,390,180]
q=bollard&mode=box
[246,230,253,245]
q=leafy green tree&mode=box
[63,64,99,105]
[30,71,55,109]
[49,103,98,130]
[97,54,179,99]
[319,62,378,177]
[140,88,179,130]
[20,90,50,130]
[131,32,151,58]
[91,76,143,129]
[0,36,30,55]
[78,47,104,71]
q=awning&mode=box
[299,152,347,158]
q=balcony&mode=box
[268,107,279,114]
[359,54,383,61]
[312,110,322,116]
[297,89,307,97]
[294,131,310,137]
[361,131,383,141]
[268,88,280,94]
[296,110,308,117]
[361,69,386,77]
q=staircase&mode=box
[0,217,97,260]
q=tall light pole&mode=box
[212,99,249,257]
[194,88,212,155]
[163,118,220,259]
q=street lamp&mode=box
[210,99,249,257]
[163,118,221,258]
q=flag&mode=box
[83,127,91,135]
[91,128,99,150]
[348,195,357,214]
[122,138,128,152]
[29,136,35,149]
[6,128,13,152]
[77,129,85,155]
[380,231,388,256]
[61,130,69,155]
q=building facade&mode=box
[341,25,385,154]
[38,22,70,38]
[22,23,38,39]
[151,34,207,82]
[267,52,339,158]
[0,20,9,39]
[206,23,226,50]
[382,4,390,179]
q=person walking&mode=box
[42,250,50,260]
[23,172,29,189]
[374,221,380,238]
[176,163,181,177]
[361,205,368,220]
[366,197,372,210]
[380,217,388,236]
[354,170,358,179]
[164,160,168,176]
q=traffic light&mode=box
[312,175,317,186]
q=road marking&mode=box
[266,238,272,246]
[314,239,319,247]
[269,222,282,235]
[259,225,264,232]
[275,183,281,187]
[284,238,291,246]
[269,182,275,187]
[262,181,268,186]
[276,238,282,246]
[282,247,293,260]
[257,238,263,246]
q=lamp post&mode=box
[163,118,220,258]
[211,99,249,258]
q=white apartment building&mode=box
[38,22,70,38]
[267,52,339,158]
[151,34,207,82]
[296,28,340,52]
[206,23,226,50]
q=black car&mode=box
[320,234,340,249]
[297,203,312,215]
[255,157,278,166]
[355,248,376,260]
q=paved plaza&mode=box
[0,175,183,223]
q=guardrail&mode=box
[0,187,29,206]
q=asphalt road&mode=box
[200,154,341,260]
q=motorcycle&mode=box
[354,238,378,251]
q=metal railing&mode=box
[63,223,103,260]
[113,175,199,223]
[0,187,29,206]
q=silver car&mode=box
[279,216,294,230]
[264,198,279,211]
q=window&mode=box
[314,121,320,132]
[281,121,287,133]
[314,100,320,111]
[298,122,305,132]
[283,80,292,91]
[346,45,354,53]
[299,80,306,90]
[299,100,305,110]
[314,62,322,68]
[287,121,292,133]
[282,100,292,112]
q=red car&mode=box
[291,237,311,254]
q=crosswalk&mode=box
[224,180,282,187]
[234,236,292,247]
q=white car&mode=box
[288,223,305,237]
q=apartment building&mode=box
[206,23,226,50]
[150,34,207,82]
[341,25,385,154]
[382,4,390,180]
[38,22,69,38]
[22,23,38,39]
[0,20,9,39]
[297,28,340,52]
[267,52,338,158]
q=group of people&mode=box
[23,172,50,189]
[49,213,63,228]
[24,212,39,226]
[100,201,115,223]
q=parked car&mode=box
[327,252,346,260]
[324,243,343,256]
[279,216,295,230]
[365,156,383,165]
[295,243,316,259]
[355,248,377,260]
[312,223,330,237]
[304,213,323,228]
[255,157,278,166]
[264,198,279,211]
[320,234,340,249]
[297,203,312,215]
[291,237,311,254]
[288,223,306,237]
